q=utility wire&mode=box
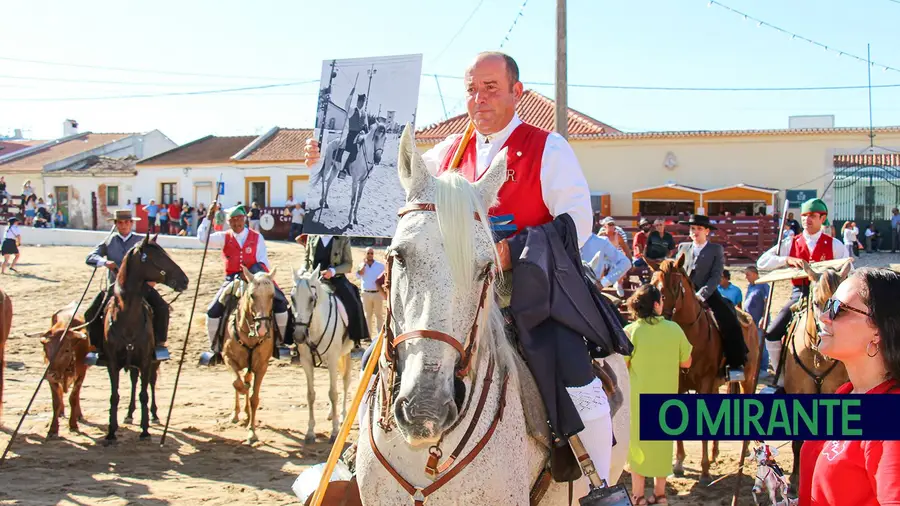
[0,80,318,102]
[499,0,529,49]
[707,0,900,75]
[430,0,487,64]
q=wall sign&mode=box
[786,189,817,207]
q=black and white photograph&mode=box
[303,53,423,238]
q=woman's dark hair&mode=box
[853,267,900,380]
[627,284,662,321]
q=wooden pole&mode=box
[555,0,568,140]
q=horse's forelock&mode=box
[814,269,844,307]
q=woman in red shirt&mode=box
[799,267,900,506]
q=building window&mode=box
[161,183,177,205]
[106,186,119,207]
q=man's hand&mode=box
[104,261,118,272]
[785,257,806,268]
[304,139,321,167]
[496,240,512,272]
[321,269,334,280]
[207,201,218,220]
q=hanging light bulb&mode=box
[757,21,762,27]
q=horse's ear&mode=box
[151,233,159,244]
[839,258,853,279]
[267,267,277,279]
[674,251,686,270]
[141,231,150,246]
[397,122,430,201]
[241,265,253,281]
[474,146,507,211]
[647,259,659,272]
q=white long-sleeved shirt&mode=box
[756,229,847,271]
[357,260,386,291]
[197,219,270,270]
[420,114,594,248]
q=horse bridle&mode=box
[658,269,704,330]
[359,127,385,179]
[370,202,511,506]
[291,278,342,367]
[234,284,273,342]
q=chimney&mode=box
[63,119,79,136]
[13,129,22,139]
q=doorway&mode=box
[244,177,270,207]
[54,186,69,222]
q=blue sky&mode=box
[1,0,899,144]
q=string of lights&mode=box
[499,0,529,49]
[707,0,900,75]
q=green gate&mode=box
[832,154,900,222]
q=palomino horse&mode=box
[650,254,761,484]
[223,266,278,444]
[0,288,11,421]
[103,233,188,444]
[40,304,91,438]
[355,125,630,505]
[311,120,387,227]
[290,266,352,444]
[781,260,851,490]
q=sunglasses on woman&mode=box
[823,297,868,320]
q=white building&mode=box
[43,155,138,229]
[134,127,312,209]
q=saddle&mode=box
[213,280,290,359]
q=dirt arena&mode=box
[1,241,891,505]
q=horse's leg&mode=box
[347,177,358,227]
[340,352,351,426]
[247,361,268,444]
[243,370,252,422]
[138,363,151,440]
[105,364,120,444]
[327,360,339,443]
[353,174,369,225]
[69,370,86,432]
[323,158,340,210]
[712,439,720,463]
[124,367,138,424]
[674,440,686,476]
[150,362,159,424]
[47,382,62,438]
[790,439,803,492]
[700,440,712,485]
[301,349,316,444]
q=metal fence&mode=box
[833,164,900,222]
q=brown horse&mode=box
[223,266,277,444]
[651,255,761,484]
[41,304,91,438]
[781,260,851,489]
[0,288,10,421]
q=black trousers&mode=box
[85,284,170,351]
[329,275,369,344]
[764,285,807,342]
[207,274,289,318]
[705,290,748,369]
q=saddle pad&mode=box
[515,357,552,450]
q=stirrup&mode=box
[155,346,170,362]
[726,366,745,383]
[84,352,100,366]
[198,350,222,366]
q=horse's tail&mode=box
[309,140,332,187]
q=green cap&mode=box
[225,205,247,219]
[800,198,828,215]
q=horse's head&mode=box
[801,259,853,309]
[650,253,693,319]
[124,233,189,292]
[290,265,323,342]
[385,123,508,445]
[240,266,277,339]
[367,121,387,165]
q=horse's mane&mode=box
[813,269,843,308]
[433,172,518,383]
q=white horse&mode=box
[751,445,794,506]
[354,125,630,505]
[291,266,353,444]
[311,120,387,227]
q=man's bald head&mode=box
[465,51,524,135]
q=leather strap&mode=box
[393,330,465,357]
[398,203,481,222]
[369,371,510,506]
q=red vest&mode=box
[437,122,553,233]
[788,232,834,287]
[222,229,267,276]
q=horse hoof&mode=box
[304,434,316,444]
[140,433,151,441]
[152,416,161,425]
[699,475,713,486]
[124,416,134,424]
[673,467,685,477]
[327,413,333,421]
[46,432,59,440]
[103,437,117,447]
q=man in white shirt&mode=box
[198,203,290,364]
[756,198,847,383]
[305,51,612,485]
[356,247,385,338]
[290,203,305,241]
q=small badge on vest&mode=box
[245,247,252,254]
[507,170,516,182]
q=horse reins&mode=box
[292,283,343,368]
[369,201,510,506]
[784,294,840,394]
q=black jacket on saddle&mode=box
[84,233,169,352]
[505,213,633,442]
[303,235,369,345]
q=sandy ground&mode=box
[0,242,896,505]
[303,135,405,238]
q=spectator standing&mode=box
[717,269,743,307]
[249,202,262,232]
[214,205,226,231]
[1,217,22,274]
[290,203,305,241]
[841,221,859,257]
[158,204,169,235]
[0,176,8,204]
[891,208,900,253]
[743,265,770,377]
[641,218,676,265]
[624,285,693,506]
[167,201,181,235]
[356,247,386,339]
[145,199,159,234]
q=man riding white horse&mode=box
[84,209,170,366]
[757,198,848,385]
[198,203,290,365]
[306,51,621,485]
[337,93,368,180]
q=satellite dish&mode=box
[260,213,275,231]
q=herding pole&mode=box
[555,0,568,140]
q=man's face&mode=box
[690,225,709,243]
[229,215,245,232]
[801,212,825,233]
[654,221,665,233]
[116,219,133,236]
[719,274,729,288]
[366,249,374,262]
[603,224,617,239]
[465,55,523,135]
[746,270,759,284]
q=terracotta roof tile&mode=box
[48,154,138,175]
[415,90,621,143]
[0,141,32,156]
[583,126,900,140]
[137,135,256,166]
[240,128,313,162]
[833,152,900,168]
[0,133,133,172]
